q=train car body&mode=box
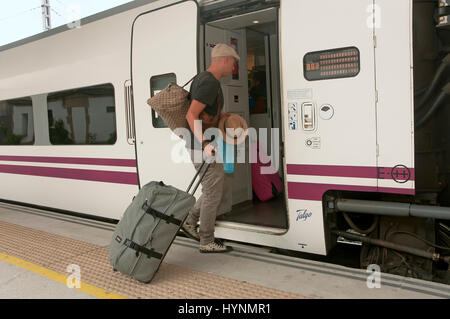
[0,0,448,267]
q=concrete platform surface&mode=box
[0,203,449,299]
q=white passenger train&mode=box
[0,0,449,279]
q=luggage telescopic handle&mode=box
[191,162,211,196]
[186,161,206,194]
[186,149,216,195]
[186,159,212,196]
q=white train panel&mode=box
[0,0,418,256]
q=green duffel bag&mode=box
[109,162,209,283]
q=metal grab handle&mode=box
[124,80,135,145]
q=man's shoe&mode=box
[199,239,233,253]
[181,223,200,242]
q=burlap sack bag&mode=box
[147,80,193,132]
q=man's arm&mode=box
[186,99,207,145]
[186,99,217,156]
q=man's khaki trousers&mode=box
[186,150,229,245]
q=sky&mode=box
[0,0,134,47]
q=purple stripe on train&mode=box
[0,164,139,185]
[286,164,415,201]
[0,156,137,167]
[287,164,415,181]
[287,182,415,201]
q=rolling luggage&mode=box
[109,161,210,283]
[251,142,283,202]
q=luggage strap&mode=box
[142,202,182,226]
[124,239,163,260]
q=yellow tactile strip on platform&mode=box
[0,221,304,299]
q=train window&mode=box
[47,83,117,145]
[303,47,360,81]
[0,96,34,145]
[150,73,176,128]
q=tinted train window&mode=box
[0,96,34,145]
[47,84,117,145]
[150,73,176,128]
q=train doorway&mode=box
[202,7,288,231]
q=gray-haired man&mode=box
[182,43,240,253]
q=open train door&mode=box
[280,0,377,254]
[131,0,199,188]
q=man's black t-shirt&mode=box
[186,71,224,150]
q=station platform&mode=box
[0,202,449,299]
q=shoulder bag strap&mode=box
[182,76,195,89]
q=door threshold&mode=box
[215,220,287,235]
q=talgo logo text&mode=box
[296,209,312,222]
